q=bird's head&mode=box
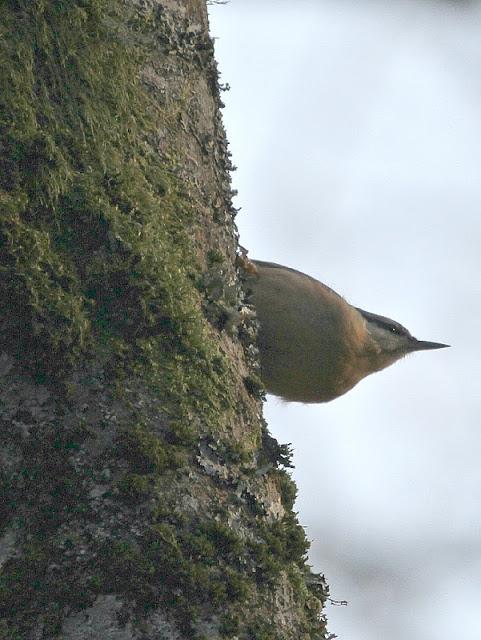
[356,307,449,372]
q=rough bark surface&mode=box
[0,1,330,638]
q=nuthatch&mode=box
[246,260,449,403]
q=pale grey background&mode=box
[208,2,481,639]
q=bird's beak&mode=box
[412,339,450,351]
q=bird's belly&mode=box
[257,323,358,403]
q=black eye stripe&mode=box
[356,307,411,338]
[379,321,408,336]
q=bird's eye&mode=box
[391,326,401,335]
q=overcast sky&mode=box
[209,2,481,639]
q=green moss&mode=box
[249,515,310,584]
[0,472,14,534]
[184,521,245,561]
[89,575,102,591]
[15,424,89,534]
[219,612,241,637]
[0,543,48,618]
[116,422,187,475]
[275,469,298,511]
[206,248,225,266]
[260,431,294,469]
[94,511,319,637]
[247,619,278,640]
[0,0,200,370]
[0,0,249,449]
[116,473,153,501]
[0,0,143,374]
[243,373,266,399]
[94,517,254,637]
[0,620,23,640]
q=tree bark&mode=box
[0,1,330,638]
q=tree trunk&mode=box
[0,1,329,638]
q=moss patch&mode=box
[0,0,240,431]
[97,519,253,636]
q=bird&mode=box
[245,259,449,403]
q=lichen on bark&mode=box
[0,1,330,638]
